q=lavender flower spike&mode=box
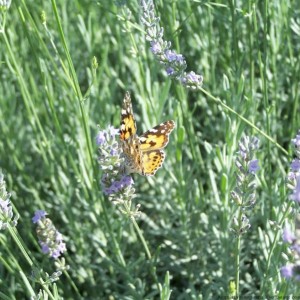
[290,176,300,203]
[33,210,66,259]
[97,123,139,218]
[97,125,135,199]
[0,0,11,11]
[230,136,260,236]
[0,173,18,230]
[280,216,300,281]
[291,130,300,159]
[286,131,300,191]
[140,0,203,90]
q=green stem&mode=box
[260,0,272,183]
[229,0,238,73]
[0,230,42,297]
[131,217,161,293]
[1,27,53,163]
[200,88,288,156]
[63,270,82,299]
[50,0,94,170]
[234,209,242,300]
[39,279,56,300]
[124,201,161,293]
[7,225,33,267]
[260,200,293,296]
[50,0,127,269]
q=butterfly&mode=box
[120,92,175,176]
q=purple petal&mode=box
[0,200,10,214]
[290,176,300,203]
[248,159,260,174]
[291,159,300,172]
[32,210,47,224]
[281,265,294,279]
[96,130,106,145]
[292,132,300,148]
[150,41,161,54]
[282,226,296,243]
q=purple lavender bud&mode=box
[248,159,260,174]
[96,130,106,145]
[291,159,300,172]
[281,265,294,279]
[150,41,162,54]
[166,67,175,75]
[282,226,296,243]
[290,176,300,203]
[292,131,300,148]
[32,210,47,224]
[185,71,203,85]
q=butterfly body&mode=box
[120,92,175,176]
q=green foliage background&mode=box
[0,0,300,299]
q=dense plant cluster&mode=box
[0,0,299,299]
